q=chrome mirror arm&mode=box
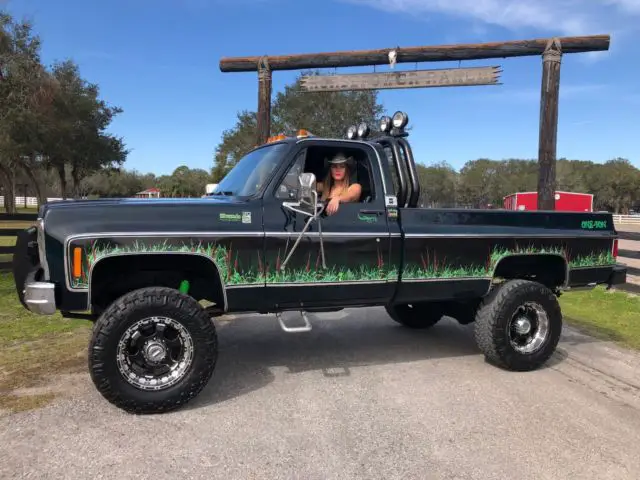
[280,190,326,271]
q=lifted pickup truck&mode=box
[13,111,626,414]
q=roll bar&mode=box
[396,137,420,208]
[374,135,420,208]
[374,136,409,208]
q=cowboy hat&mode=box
[327,152,354,167]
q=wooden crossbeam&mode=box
[219,35,610,72]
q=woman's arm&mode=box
[337,183,362,203]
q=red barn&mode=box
[503,191,593,212]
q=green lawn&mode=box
[0,232,18,266]
[559,286,640,350]
[0,272,90,414]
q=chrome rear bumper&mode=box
[24,281,56,316]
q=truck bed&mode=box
[392,208,619,304]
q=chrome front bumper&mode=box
[24,281,57,316]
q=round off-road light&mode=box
[357,122,370,138]
[392,111,409,129]
[346,125,357,139]
[379,116,392,133]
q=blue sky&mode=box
[5,0,640,175]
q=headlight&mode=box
[392,111,409,129]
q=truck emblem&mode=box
[358,213,378,223]
[219,213,241,222]
[581,219,607,229]
[242,212,252,224]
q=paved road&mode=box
[2,308,640,479]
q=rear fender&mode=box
[491,253,569,290]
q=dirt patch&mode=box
[0,328,91,415]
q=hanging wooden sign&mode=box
[300,66,502,92]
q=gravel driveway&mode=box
[2,307,640,479]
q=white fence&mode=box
[613,215,640,225]
[0,196,63,207]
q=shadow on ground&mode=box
[184,307,586,411]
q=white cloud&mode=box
[343,0,640,36]
[605,0,640,13]
[467,83,609,103]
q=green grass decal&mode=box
[69,238,616,288]
[70,239,396,288]
[403,245,616,280]
[70,240,262,288]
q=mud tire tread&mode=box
[88,286,217,414]
[474,279,562,371]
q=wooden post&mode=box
[256,56,272,145]
[537,38,562,211]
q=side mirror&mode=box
[281,172,319,218]
[297,172,316,208]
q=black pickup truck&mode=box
[13,111,626,414]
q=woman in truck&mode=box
[316,152,362,215]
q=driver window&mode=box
[275,149,306,200]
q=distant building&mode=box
[503,191,593,212]
[134,187,161,199]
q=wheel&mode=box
[474,279,562,371]
[88,286,218,414]
[385,303,443,329]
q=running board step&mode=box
[276,311,312,333]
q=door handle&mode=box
[359,209,384,215]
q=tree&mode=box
[270,71,385,138]
[0,12,55,211]
[416,161,459,207]
[211,71,386,181]
[212,110,258,182]
[1,10,128,209]
[158,166,212,198]
[42,60,128,198]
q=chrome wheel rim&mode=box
[116,316,194,391]
[508,302,550,354]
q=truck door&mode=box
[261,140,395,310]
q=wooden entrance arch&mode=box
[219,35,610,209]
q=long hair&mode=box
[321,163,351,201]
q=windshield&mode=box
[212,143,290,197]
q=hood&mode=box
[39,195,243,215]
[40,196,260,242]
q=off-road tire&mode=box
[88,286,218,414]
[385,303,443,329]
[474,279,562,371]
